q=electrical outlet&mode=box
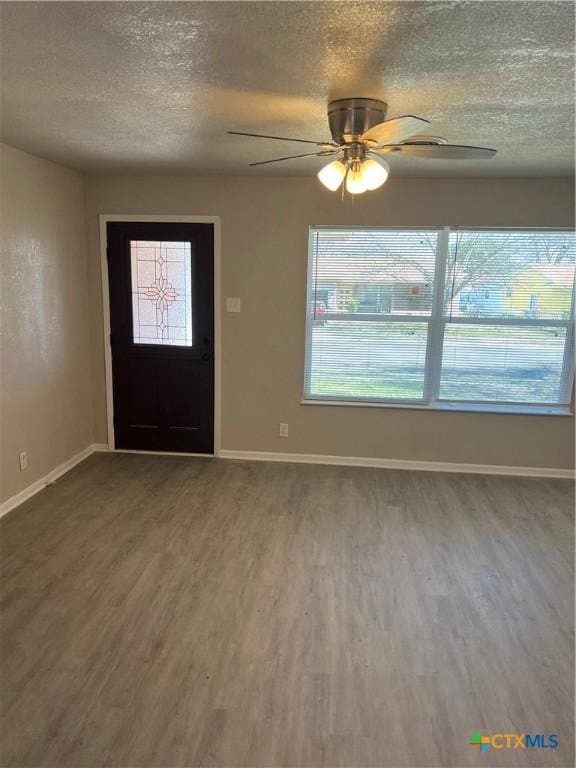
[19,451,28,471]
[279,423,289,438]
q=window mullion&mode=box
[423,226,450,404]
[559,273,576,404]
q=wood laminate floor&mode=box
[0,453,573,768]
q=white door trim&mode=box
[99,214,222,456]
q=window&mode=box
[304,227,575,412]
[130,240,193,346]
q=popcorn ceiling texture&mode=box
[0,1,574,177]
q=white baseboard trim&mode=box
[218,449,575,479]
[0,443,106,519]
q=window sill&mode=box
[300,399,573,417]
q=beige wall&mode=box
[0,144,93,502]
[86,175,575,470]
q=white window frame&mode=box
[303,226,575,416]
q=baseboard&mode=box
[218,449,575,479]
[0,443,107,519]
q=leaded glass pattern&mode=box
[130,241,193,346]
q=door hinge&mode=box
[109,333,114,346]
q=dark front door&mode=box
[107,221,214,453]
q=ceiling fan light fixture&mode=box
[359,157,390,190]
[231,96,496,187]
[318,159,346,191]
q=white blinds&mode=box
[305,227,575,408]
[441,231,575,405]
[306,229,438,402]
[445,231,574,321]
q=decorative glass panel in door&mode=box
[130,240,193,346]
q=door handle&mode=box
[201,352,212,362]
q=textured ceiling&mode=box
[1,1,574,177]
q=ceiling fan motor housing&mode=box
[328,98,388,143]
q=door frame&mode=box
[99,214,222,456]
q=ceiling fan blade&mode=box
[362,115,430,145]
[249,151,335,167]
[373,143,497,159]
[228,131,329,146]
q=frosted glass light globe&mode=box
[318,160,346,191]
[345,167,367,195]
[359,158,390,190]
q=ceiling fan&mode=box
[229,98,496,194]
